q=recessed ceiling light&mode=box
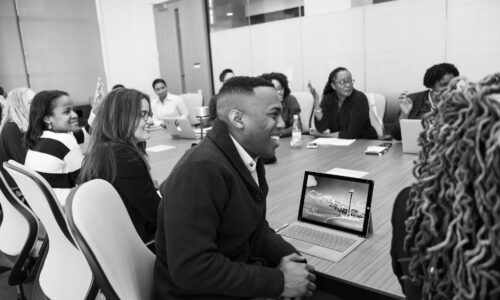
[226,12,234,16]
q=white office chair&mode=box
[4,160,98,300]
[0,171,39,300]
[65,179,155,300]
[291,92,314,133]
[180,92,203,126]
[364,92,387,138]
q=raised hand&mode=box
[91,77,106,114]
[398,91,412,116]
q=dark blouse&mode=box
[0,122,28,188]
[391,187,423,300]
[314,89,378,139]
[113,144,161,242]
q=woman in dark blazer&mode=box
[79,88,160,243]
[308,67,377,139]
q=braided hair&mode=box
[404,73,500,299]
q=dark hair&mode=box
[152,78,166,89]
[24,90,69,149]
[259,72,291,98]
[405,73,500,299]
[423,63,459,88]
[219,76,274,98]
[78,88,150,184]
[219,69,234,83]
[322,67,349,95]
[112,84,125,90]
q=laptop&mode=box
[164,118,211,139]
[279,171,374,262]
[400,119,423,154]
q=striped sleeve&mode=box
[24,132,83,193]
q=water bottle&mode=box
[290,114,302,148]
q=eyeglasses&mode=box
[140,110,153,121]
[333,79,355,86]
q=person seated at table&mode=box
[391,63,459,140]
[151,78,189,127]
[260,72,301,137]
[309,67,377,139]
[154,76,316,299]
[0,88,35,192]
[111,84,125,90]
[391,73,500,300]
[78,88,160,243]
[24,90,90,205]
[208,68,234,125]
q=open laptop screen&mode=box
[298,171,374,236]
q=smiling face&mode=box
[331,70,354,99]
[239,86,285,158]
[134,98,152,142]
[44,95,79,132]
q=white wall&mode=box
[95,0,163,96]
[210,0,500,121]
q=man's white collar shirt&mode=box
[151,92,189,126]
[229,135,259,187]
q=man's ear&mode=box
[228,109,244,129]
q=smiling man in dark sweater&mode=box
[154,76,316,299]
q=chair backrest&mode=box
[365,92,386,138]
[0,171,39,285]
[3,160,97,300]
[180,92,203,125]
[66,179,155,300]
[291,92,314,133]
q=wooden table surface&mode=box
[146,129,417,298]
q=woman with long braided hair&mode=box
[391,73,500,300]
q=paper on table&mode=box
[312,138,355,146]
[326,168,368,178]
[146,145,175,152]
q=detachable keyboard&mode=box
[281,224,357,252]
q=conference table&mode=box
[146,129,417,299]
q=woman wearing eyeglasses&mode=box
[309,67,377,139]
[79,88,160,243]
[259,72,301,137]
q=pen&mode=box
[276,223,289,232]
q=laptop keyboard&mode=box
[281,224,357,252]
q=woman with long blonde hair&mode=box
[0,87,35,166]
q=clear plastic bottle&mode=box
[290,114,302,148]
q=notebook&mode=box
[400,119,423,154]
[164,118,211,139]
[279,171,374,262]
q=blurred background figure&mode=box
[391,63,459,140]
[260,72,301,137]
